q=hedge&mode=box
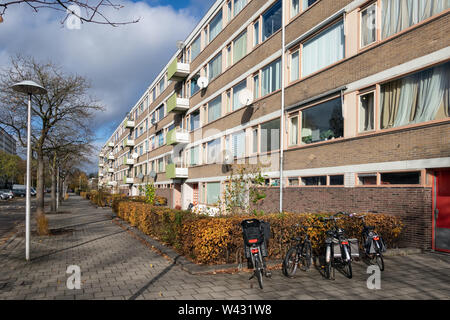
[114,201,403,265]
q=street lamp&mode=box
[11,80,47,261]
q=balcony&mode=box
[108,154,115,161]
[125,158,135,166]
[166,128,190,146]
[99,153,104,158]
[108,142,114,148]
[167,57,190,82]
[124,119,135,128]
[99,163,104,168]
[123,138,135,148]
[108,168,114,173]
[165,163,188,179]
[123,177,133,184]
[99,173,104,177]
[167,93,189,113]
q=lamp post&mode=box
[11,80,47,261]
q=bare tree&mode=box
[0,0,140,26]
[0,55,103,233]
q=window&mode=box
[260,118,280,153]
[232,131,246,158]
[290,50,300,82]
[262,0,282,41]
[252,128,258,153]
[157,104,164,121]
[190,146,199,166]
[358,173,377,185]
[289,116,299,146]
[190,74,200,96]
[209,11,223,43]
[289,177,299,186]
[159,78,165,94]
[208,53,222,81]
[232,80,247,111]
[261,58,281,96]
[330,175,344,185]
[234,0,247,17]
[380,172,421,185]
[302,20,345,77]
[380,62,450,130]
[233,31,247,63]
[253,21,260,46]
[156,131,163,147]
[139,145,143,156]
[227,1,232,21]
[301,97,343,144]
[208,96,222,123]
[191,35,201,61]
[381,0,449,40]
[206,182,221,205]
[302,176,326,186]
[158,158,164,173]
[226,44,232,68]
[253,74,260,99]
[361,3,377,47]
[303,0,317,10]
[359,92,375,132]
[190,110,200,131]
[291,0,299,18]
[207,138,221,164]
[152,88,156,101]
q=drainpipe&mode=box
[279,0,286,213]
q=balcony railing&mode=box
[123,138,135,148]
[108,142,114,148]
[123,177,133,184]
[167,93,189,113]
[165,163,188,179]
[166,128,190,146]
[125,158,135,166]
[108,154,115,161]
[167,57,190,82]
[108,168,114,173]
[124,119,135,128]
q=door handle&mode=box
[435,208,439,220]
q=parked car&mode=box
[30,187,36,196]
[12,189,26,197]
[0,189,14,200]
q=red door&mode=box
[192,183,199,205]
[435,170,450,252]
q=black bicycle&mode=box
[241,219,271,289]
[351,214,386,271]
[322,213,355,280]
[282,224,314,277]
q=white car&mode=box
[0,189,14,200]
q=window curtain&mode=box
[209,54,222,80]
[290,51,299,81]
[207,182,221,205]
[209,11,223,43]
[207,139,221,164]
[208,96,222,122]
[260,118,280,152]
[191,35,201,61]
[190,146,199,166]
[302,20,345,77]
[232,80,247,111]
[234,0,247,16]
[262,58,281,96]
[361,4,377,47]
[381,0,450,39]
[190,111,200,130]
[232,131,246,158]
[380,62,450,129]
[289,117,298,145]
[291,0,299,17]
[233,31,247,63]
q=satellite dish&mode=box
[197,77,209,89]
[132,152,139,159]
[239,89,254,106]
[176,40,184,50]
[151,117,156,125]
[138,173,144,179]
[149,170,157,178]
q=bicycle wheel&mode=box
[254,255,264,289]
[283,247,299,277]
[376,253,384,271]
[299,242,312,271]
[344,260,353,279]
[324,245,332,280]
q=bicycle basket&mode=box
[241,219,265,246]
[349,238,360,258]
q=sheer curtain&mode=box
[209,12,223,43]
[232,131,246,158]
[302,20,344,77]
[208,96,222,123]
[232,80,247,111]
[382,0,450,39]
[262,58,281,96]
[208,54,222,80]
[290,51,299,81]
[233,31,247,63]
[380,62,450,129]
[234,0,247,16]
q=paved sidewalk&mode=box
[0,196,449,300]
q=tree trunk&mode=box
[50,154,57,213]
[36,150,49,235]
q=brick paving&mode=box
[0,196,449,300]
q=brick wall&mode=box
[156,188,172,206]
[251,186,433,249]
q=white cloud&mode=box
[0,1,202,172]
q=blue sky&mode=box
[0,0,214,173]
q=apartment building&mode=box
[0,127,17,155]
[98,0,450,250]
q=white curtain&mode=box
[209,12,223,42]
[233,131,246,158]
[361,4,377,47]
[290,50,299,81]
[232,80,247,111]
[291,0,299,17]
[208,96,222,123]
[262,58,281,96]
[382,0,450,39]
[209,53,222,80]
[207,139,221,164]
[233,31,247,63]
[234,0,247,16]
[289,117,298,145]
[302,20,344,77]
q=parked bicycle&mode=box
[241,219,271,289]
[282,224,315,277]
[321,212,358,280]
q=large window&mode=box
[191,35,201,61]
[190,110,200,131]
[232,131,246,158]
[209,11,223,43]
[290,50,300,82]
[289,116,299,146]
[262,0,282,41]
[380,171,421,185]
[190,146,199,166]
[207,138,221,164]
[260,118,280,153]
[208,53,222,81]
[234,0,247,17]
[302,20,345,77]
[206,182,221,205]
[381,0,450,39]
[261,58,281,96]
[233,31,247,63]
[301,97,344,144]
[361,3,377,47]
[157,104,164,121]
[208,96,222,123]
[232,80,247,111]
[380,62,449,129]
[190,74,200,96]
[359,91,375,132]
